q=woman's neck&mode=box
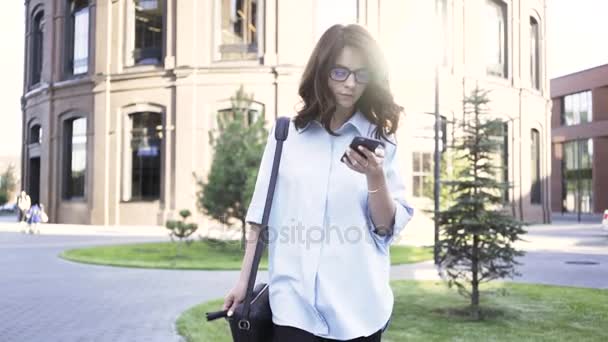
[331,106,355,130]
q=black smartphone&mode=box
[340,136,386,164]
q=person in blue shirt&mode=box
[223,23,414,341]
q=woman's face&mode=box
[328,46,369,111]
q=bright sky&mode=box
[0,3,24,158]
[0,0,606,157]
[547,0,608,78]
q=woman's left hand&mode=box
[344,145,385,177]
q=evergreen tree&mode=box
[437,87,527,320]
[0,164,17,206]
[165,209,198,260]
[195,86,267,249]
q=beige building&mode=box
[21,0,550,227]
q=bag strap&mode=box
[240,116,290,327]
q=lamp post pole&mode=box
[433,0,441,266]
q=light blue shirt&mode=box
[245,110,414,340]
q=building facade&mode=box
[22,0,550,227]
[550,64,608,216]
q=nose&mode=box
[344,72,356,88]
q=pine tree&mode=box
[195,86,267,249]
[437,87,527,320]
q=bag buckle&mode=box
[238,319,251,330]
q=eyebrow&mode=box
[334,64,368,72]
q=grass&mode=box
[177,280,608,342]
[59,238,433,270]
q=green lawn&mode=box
[60,238,433,270]
[177,280,608,342]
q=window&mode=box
[316,0,358,40]
[562,91,592,126]
[488,121,509,203]
[65,0,90,76]
[484,0,508,78]
[412,152,433,199]
[530,129,541,204]
[30,10,45,86]
[219,0,263,60]
[29,124,42,144]
[130,112,162,200]
[530,17,540,90]
[562,139,593,213]
[64,118,87,199]
[134,0,163,65]
[216,100,264,128]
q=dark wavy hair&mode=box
[294,24,404,144]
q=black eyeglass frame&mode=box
[329,65,371,84]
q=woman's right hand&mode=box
[223,281,248,317]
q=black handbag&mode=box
[206,116,291,342]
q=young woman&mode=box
[223,24,414,342]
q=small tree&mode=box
[0,164,17,206]
[436,87,527,320]
[195,86,268,249]
[165,209,198,259]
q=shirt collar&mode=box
[296,110,370,135]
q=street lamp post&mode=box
[433,0,441,266]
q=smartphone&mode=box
[341,136,386,164]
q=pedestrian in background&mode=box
[25,203,47,234]
[16,191,31,226]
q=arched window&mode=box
[65,0,90,76]
[216,100,264,129]
[30,9,45,86]
[530,129,541,204]
[484,0,508,78]
[129,112,163,200]
[488,121,509,203]
[63,117,87,199]
[29,124,42,145]
[530,16,540,90]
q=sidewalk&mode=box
[0,216,254,241]
[0,214,171,237]
[2,212,606,254]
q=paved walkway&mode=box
[1,216,607,341]
[0,231,258,342]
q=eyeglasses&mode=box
[329,66,371,84]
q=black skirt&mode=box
[271,323,383,342]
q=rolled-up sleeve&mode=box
[245,121,277,226]
[365,136,414,254]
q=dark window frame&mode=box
[63,117,88,200]
[29,124,42,145]
[133,0,165,66]
[530,129,541,204]
[216,100,265,128]
[128,112,163,201]
[561,139,594,214]
[530,16,540,90]
[30,8,45,87]
[64,0,90,78]
[488,121,510,203]
[485,0,508,79]
[219,0,264,61]
[561,90,593,126]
